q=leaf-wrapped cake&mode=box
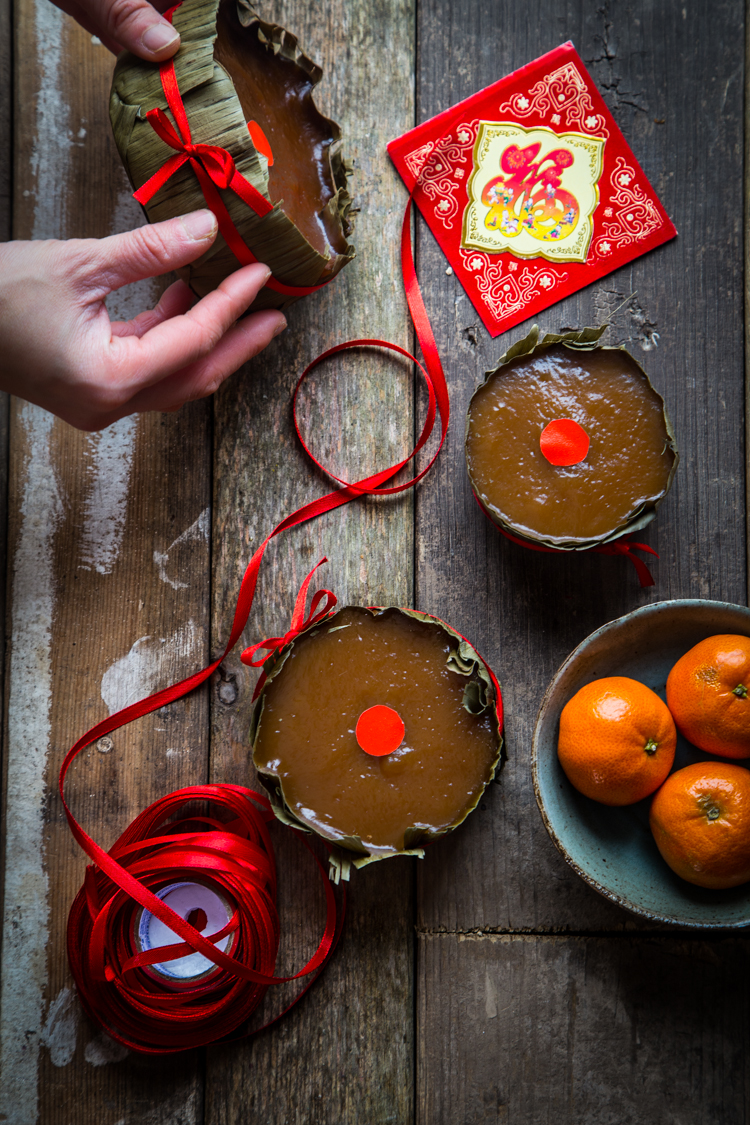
[465,325,678,552]
[110,0,354,308]
[250,606,503,880]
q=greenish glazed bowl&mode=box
[532,599,750,927]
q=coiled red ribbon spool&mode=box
[67,784,342,1053]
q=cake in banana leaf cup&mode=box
[465,324,678,552]
[250,606,503,882]
[110,0,354,308]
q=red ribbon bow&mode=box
[134,104,272,210]
[241,558,338,700]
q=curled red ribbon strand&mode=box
[133,12,328,298]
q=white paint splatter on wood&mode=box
[79,417,137,576]
[40,988,78,1068]
[29,1,70,239]
[484,970,498,1019]
[153,507,210,589]
[113,1089,197,1125]
[100,621,201,715]
[0,405,63,1124]
[84,1032,129,1067]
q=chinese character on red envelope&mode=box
[388,43,676,338]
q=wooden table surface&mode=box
[1,1,747,1122]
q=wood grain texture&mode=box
[414,0,746,934]
[0,0,11,959]
[205,0,416,1121]
[417,932,750,1124]
[1,6,211,1123]
[0,0,10,243]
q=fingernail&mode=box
[259,265,272,284]
[273,317,287,337]
[141,22,180,54]
[180,209,217,241]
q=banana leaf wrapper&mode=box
[110,0,355,309]
[249,606,504,882]
[465,324,679,552]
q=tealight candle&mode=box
[134,880,237,986]
[465,326,678,549]
[251,606,502,869]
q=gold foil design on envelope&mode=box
[462,122,605,263]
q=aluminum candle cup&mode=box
[465,325,678,551]
[110,0,354,307]
[251,606,503,880]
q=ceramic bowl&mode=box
[532,599,750,927]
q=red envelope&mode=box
[388,43,676,338]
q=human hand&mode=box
[52,0,181,61]
[0,209,287,431]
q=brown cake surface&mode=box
[252,607,499,855]
[214,0,349,271]
[466,344,676,545]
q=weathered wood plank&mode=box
[1,7,212,1123]
[414,0,746,934]
[0,0,10,244]
[418,932,750,1124]
[0,0,12,951]
[206,0,416,1120]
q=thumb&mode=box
[100,0,180,59]
[94,211,219,293]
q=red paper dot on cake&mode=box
[247,120,274,166]
[539,418,590,466]
[356,705,405,757]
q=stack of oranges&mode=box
[558,635,750,889]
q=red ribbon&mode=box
[132,12,330,298]
[67,784,344,1053]
[494,520,658,588]
[241,557,337,700]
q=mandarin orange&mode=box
[666,634,750,759]
[558,676,676,805]
[649,761,750,888]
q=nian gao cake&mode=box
[465,325,678,550]
[110,0,354,306]
[251,606,502,878]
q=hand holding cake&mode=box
[0,210,286,430]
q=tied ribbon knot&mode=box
[241,558,338,700]
[135,106,260,198]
